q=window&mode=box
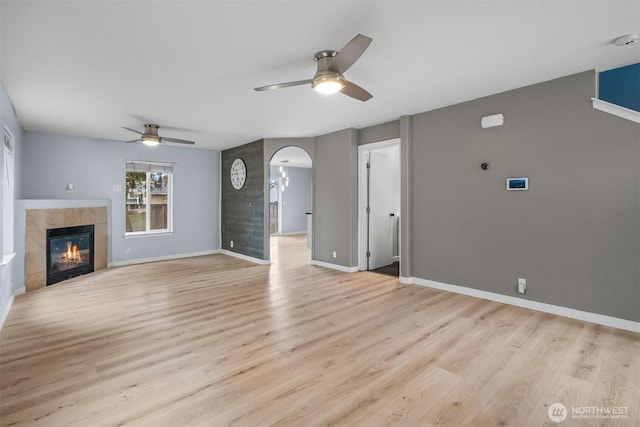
[125,161,173,235]
[3,126,15,257]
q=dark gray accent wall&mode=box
[221,139,265,260]
[410,70,639,321]
[313,128,358,267]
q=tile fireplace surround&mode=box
[25,207,107,292]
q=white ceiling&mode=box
[1,1,639,151]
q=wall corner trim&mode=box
[310,260,359,273]
[404,277,640,333]
[591,98,640,123]
[220,249,271,265]
[0,286,25,330]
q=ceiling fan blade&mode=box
[254,79,313,91]
[122,126,143,135]
[161,137,196,145]
[341,80,373,102]
[328,34,372,74]
[126,138,141,143]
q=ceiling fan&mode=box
[123,123,195,146]
[254,33,373,102]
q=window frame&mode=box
[125,161,174,237]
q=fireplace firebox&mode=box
[46,225,95,285]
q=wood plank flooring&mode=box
[1,235,638,426]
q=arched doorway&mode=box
[269,146,313,265]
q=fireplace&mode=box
[46,225,95,285]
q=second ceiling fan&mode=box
[254,33,373,102]
[123,123,195,146]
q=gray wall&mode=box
[263,137,314,260]
[410,70,639,321]
[21,131,220,264]
[221,139,264,259]
[269,165,312,234]
[313,128,358,267]
[358,120,400,146]
[305,70,639,322]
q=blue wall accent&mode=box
[21,132,221,264]
[599,63,640,112]
[1,80,25,326]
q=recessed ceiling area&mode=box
[1,1,638,150]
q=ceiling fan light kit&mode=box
[140,124,161,146]
[312,72,346,94]
[141,137,160,146]
[311,50,345,94]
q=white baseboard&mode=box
[277,231,306,236]
[0,286,25,330]
[220,250,271,265]
[311,260,359,273]
[112,249,221,267]
[405,277,639,333]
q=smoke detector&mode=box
[613,34,639,46]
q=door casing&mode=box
[358,138,401,271]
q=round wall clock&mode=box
[230,158,247,190]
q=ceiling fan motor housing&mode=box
[142,124,161,144]
[312,50,345,92]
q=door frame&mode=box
[277,176,283,235]
[358,138,401,271]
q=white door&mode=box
[368,150,395,270]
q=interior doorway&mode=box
[269,146,313,263]
[358,139,401,275]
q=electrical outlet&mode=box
[230,240,234,248]
[332,251,337,258]
[125,248,131,255]
[518,278,526,294]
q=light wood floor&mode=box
[1,235,638,426]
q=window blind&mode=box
[126,161,174,173]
